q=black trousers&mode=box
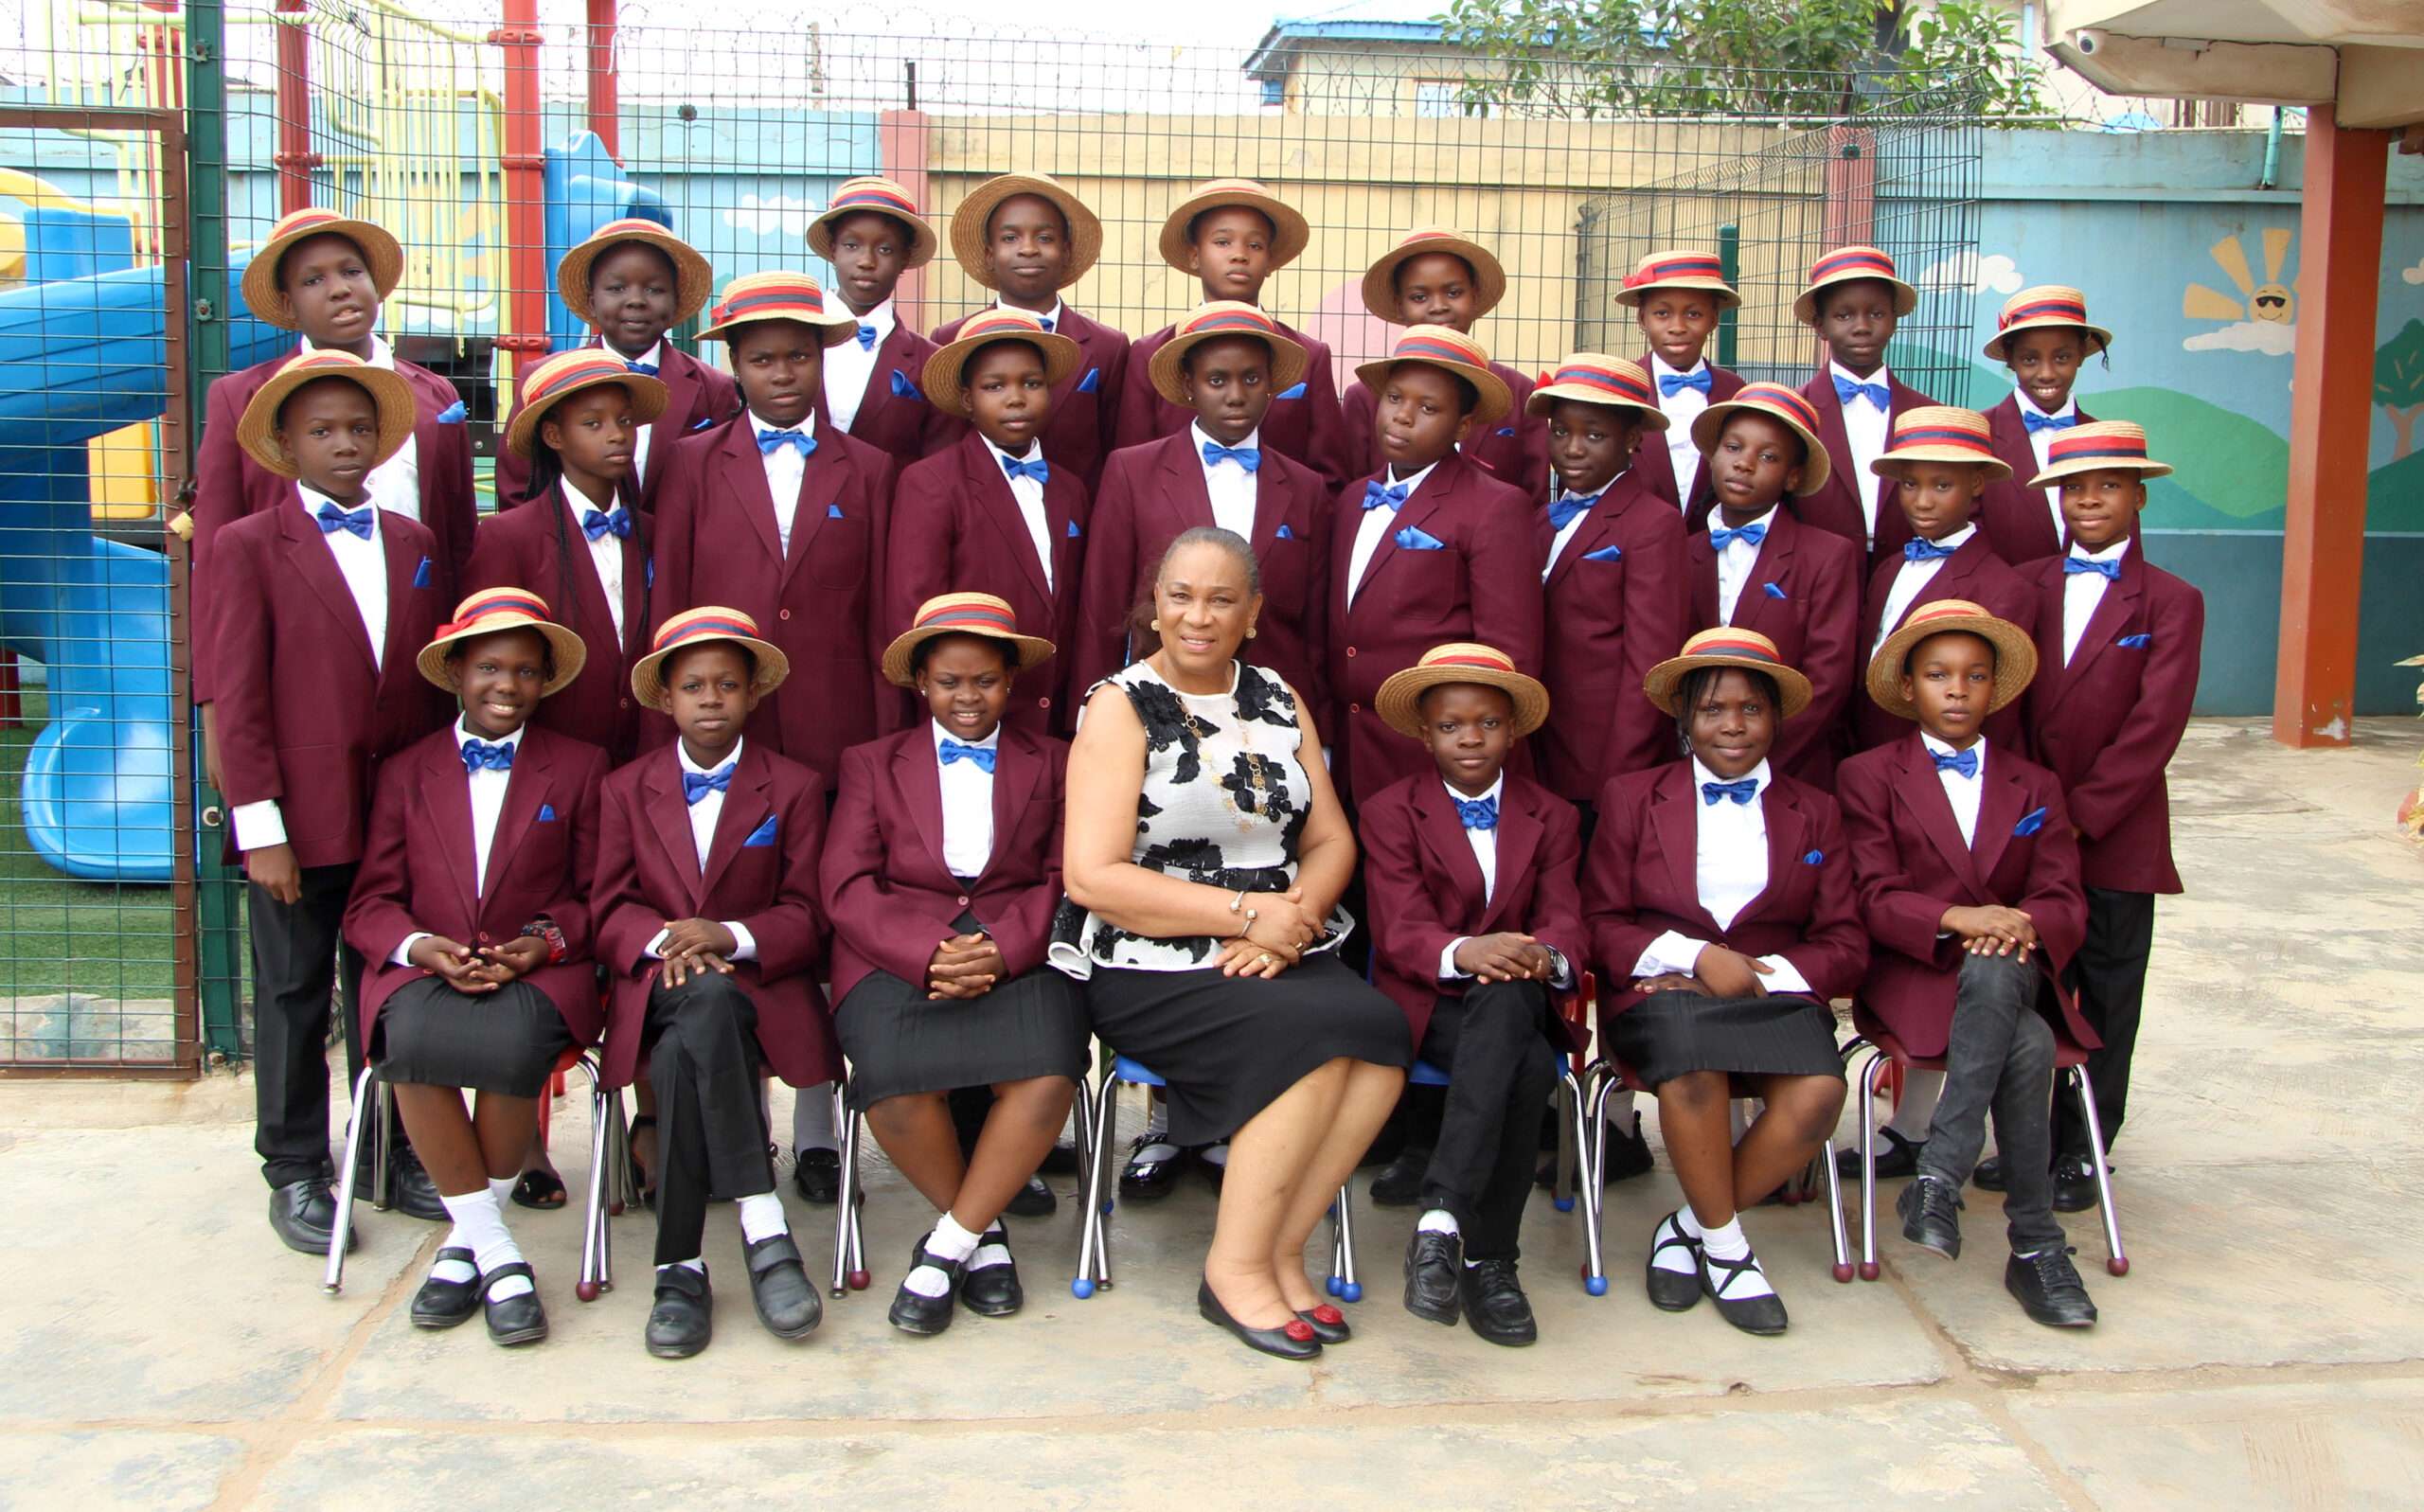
[2051,887,2156,1161]
[251,863,372,1189]
[1914,952,2064,1254]
[1416,980,1557,1261]
[644,971,775,1267]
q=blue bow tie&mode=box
[624,360,659,377]
[1708,521,1767,551]
[1702,776,1759,807]
[314,501,374,540]
[1038,315,1056,332]
[939,738,997,773]
[1455,794,1499,831]
[1930,746,1979,779]
[1903,537,1957,561]
[460,738,515,774]
[757,427,816,458]
[1659,368,1713,398]
[1001,454,1050,485]
[1833,374,1891,411]
[2022,408,2076,435]
[1202,441,1261,473]
[1547,490,1601,532]
[2063,556,2121,581]
[682,763,734,805]
[855,325,879,351]
[582,507,632,542]
[1363,479,1411,511]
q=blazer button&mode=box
[620,698,631,708]
[1345,646,1358,658]
[1348,701,1361,713]
[956,895,971,906]
[1038,696,1051,710]
[477,931,491,944]
[779,609,793,621]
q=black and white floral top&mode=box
[1049,659,1353,977]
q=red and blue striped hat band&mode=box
[1352,323,1514,429]
[1359,224,1507,324]
[881,591,1057,687]
[1526,354,1670,429]
[506,348,670,460]
[923,307,1085,418]
[416,588,587,697]
[1614,249,1740,309]
[1794,243,1918,324]
[1148,300,1310,406]
[1375,641,1551,738]
[1644,626,1815,720]
[1872,405,2010,481]
[1157,178,1311,273]
[2029,420,2173,486]
[1687,382,1831,497]
[241,206,404,330]
[808,176,940,268]
[632,606,792,710]
[1735,382,1822,434]
[234,348,418,479]
[698,272,857,341]
[557,216,715,327]
[1984,283,2113,362]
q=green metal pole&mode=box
[1716,222,1739,370]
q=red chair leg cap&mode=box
[608,1200,625,1217]
[2107,1255,2129,1276]
[1858,1261,1881,1280]
[847,1269,871,1290]
[1831,1263,1854,1283]
[575,1280,600,1302]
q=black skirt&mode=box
[372,975,574,1097]
[836,965,1091,1110]
[1605,989,1845,1091]
[1084,953,1413,1147]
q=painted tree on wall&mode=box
[2381,320,2424,460]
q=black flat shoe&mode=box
[1971,1154,2005,1191]
[1461,1257,1538,1347]
[646,1264,712,1359]
[2051,1153,2104,1213]
[410,1248,482,1329]
[1645,1211,1702,1312]
[1197,1276,1320,1361]
[1004,1174,1056,1218]
[268,1177,354,1256]
[744,1232,821,1338]
[1039,1138,1081,1175]
[1898,1175,1965,1261]
[1294,1304,1351,1343]
[889,1238,966,1336]
[628,1114,658,1209]
[1370,1145,1432,1206]
[1700,1249,1789,1336]
[386,1144,448,1223]
[1837,1125,1926,1181]
[961,1227,1022,1318]
[1402,1228,1463,1325]
[1117,1133,1187,1201]
[2006,1246,2097,1327]
[480,1263,548,1346]
[792,1147,841,1205]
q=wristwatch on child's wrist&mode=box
[519,915,569,966]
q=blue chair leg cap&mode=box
[1554,1196,1575,1213]
[1325,1274,1343,1297]
[1340,1281,1364,1303]
[1072,1278,1096,1299]
[1586,1275,1609,1296]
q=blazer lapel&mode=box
[1479,792,1542,934]
[1545,486,1625,591]
[1743,781,1808,922]
[644,755,705,905]
[699,747,773,900]
[1898,738,1985,898]
[1731,511,1796,631]
[1810,382,1857,508]
[547,486,628,654]
[1158,435,1220,539]
[776,422,847,582]
[982,732,1043,881]
[420,742,483,924]
[2050,551,2143,715]
[480,733,553,909]
[279,505,378,673]
[1649,766,1715,932]
[964,435,1054,602]
[717,422,787,564]
[1365,455,1458,596]
[894,733,953,882]
[1970,750,2026,889]
[1412,782,1492,926]
[649,360,704,484]
[377,525,424,679]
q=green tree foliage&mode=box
[2378,319,2424,460]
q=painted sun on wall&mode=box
[2183,230,2297,355]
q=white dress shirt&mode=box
[1544,485,1605,582]
[1192,421,1261,542]
[995,295,1064,332]
[389,720,524,966]
[1628,758,1813,994]
[643,739,757,962]
[933,720,1000,881]
[563,485,627,644]
[1920,730,1984,847]
[1830,359,1893,545]
[615,339,664,485]
[1347,458,1439,606]
[1872,523,1976,659]
[2061,538,2129,667]
[1649,352,1712,504]
[982,436,1056,591]
[824,301,890,434]
[1714,504,1778,627]
[300,334,421,523]
[748,410,814,555]
[2016,387,2076,547]
[1435,777,1573,987]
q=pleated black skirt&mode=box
[372,976,573,1096]
[1605,989,1845,1090]
[836,966,1091,1111]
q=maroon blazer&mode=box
[1629,355,1745,513]
[1535,469,1690,800]
[1686,507,1861,789]
[192,351,474,702]
[462,485,665,764]
[210,499,449,870]
[1075,430,1332,725]
[1837,734,2092,1058]
[651,413,900,780]
[836,321,967,474]
[1329,453,1545,808]
[1848,530,2038,756]
[1360,770,1589,1053]
[346,724,611,1046]
[1976,394,2102,565]
[2019,549,2204,895]
[1114,320,1355,494]
[1582,761,1867,1030]
[491,341,739,509]
[592,740,836,1090]
[819,724,1067,1005]
[1343,361,1550,505]
[931,306,1130,494]
[1791,368,1939,568]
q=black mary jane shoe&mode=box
[646,1264,712,1359]
[1898,1175,1965,1260]
[960,1228,1023,1318]
[1293,1303,1351,1344]
[1117,1133,1188,1201]
[888,1238,967,1336]
[1004,1173,1057,1218]
[268,1177,354,1256]
[1645,1211,1703,1313]
[385,1144,449,1223]
[1460,1257,1538,1347]
[1197,1276,1321,1361]
[2005,1246,2098,1328]
[1836,1125,1926,1182]
[410,1248,483,1329]
[480,1262,549,1347]
[744,1233,822,1339]
[1402,1228,1464,1325]
[792,1147,842,1206]
[1699,1249,1789,1337]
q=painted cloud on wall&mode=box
[1920,250,2023,296]
[2403,256,2424,286]
[2184,320,2298,355]
[725,195,824,237]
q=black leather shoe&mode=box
[1117,1132,1187,1201]
[2006,1246,2097,1327]
[1402,1227,1463,1325]
[889,1238,965,1336]
[744,1232,821,1338]
[385,1144,448,1222]
[1971,1154,2005,1191]
[792,1147,841,1205]
[1005,1173,1056,1218]
[1898,1175,1965,1260]
[480,1263,548,1346]
[1700,1248,1790,1336]
[1461,1257,1538,1346]
[1039,1138,1081,1175]
[2051,1153,2104,1213]
[646,1264,712,1359]
[269,1177,354,1256]
[961,1227,1022,1318]
[410,1248,482,1329]
[1371,1145,1432,1206]
[1837,1125,1926,1181]
[1540,1112,1656,1189]
[1294,1303,1351,1343]
[1198,1275,1320,1361]
[1644,1211,1702,1312]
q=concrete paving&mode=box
[4,716,2422,1510]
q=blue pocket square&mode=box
[1274,524,1295,540]
[646,557,655,589]
[1077,368,1100,393]
[742,816,778,847]
[1582,543,1624,563]
[690,416,713,431]
[435,400,467,424]
[1803,849,1824,865]
[413,557,432,589]
[537,804,557,822]
[1393,525,1446,551]
[1066,519,1081,538]
[827,503,844,518]
[2014,807,2046,837]
[1274,381,1307,400]
[1762,582,1788,598]
[890,370,924,400]
[1494,426,1515,437]
[2116,633,2151,649]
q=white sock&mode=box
[668,1256,705,1274]
[792,1084,837,1153]
[1652,1211,1701,1274]
[1200,1142,1229,1168]
[963,1217,1013,1272]
[440,1188,529,1300]
[1604,1088,1637,1133]
[1132,1094,1176,1162]
[1697,1217,1775,1300]
[737,1191,788,1246]
[904,1213,984,1297]
[1728,1099,1750,1145]
[1888,1070,1945,1141]
[1417,1208,1459,1237]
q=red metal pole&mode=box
[878,109,933,330]
[2272,115,2390,749]
[273,0,318,216]
[492,0,549,372]
[585,0,620,162]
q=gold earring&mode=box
[1150,618,1162,631]
[1245,625,1258,639]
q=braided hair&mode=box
[522,414,651,649]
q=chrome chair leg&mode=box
[1327,1181,1362,1303]
[370,1076,395,1210]
[323,1063,377,1294]
[1073,1068,1119,1296]
[2070,1067,2130,1277]
[830,1095,858,1298]
[1858,1046,1887,1280]
[1565,1067,1608,1294]
[1822,1137,1853,1281]
[579,1069,612,1302]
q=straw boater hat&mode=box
[882,593,1057,688]
[1156,177,1311,274]
[1353,325,1514,431]
[1524,353,1670,429]
[1689,381,1832,497]
[1643,627,1815,720]
[695,271,860,345]
[1612,248,1741,311]
[1869,405,2012,483]
[922,307,1084,419]
[807,176,941,269]
[554,216,716,329]
[1983,284,2112,364]
[235,349,417,480]
[1147,302,1309,406]
[1376,643,1550,739]
[417,588,588,698]
[631,607,791,712]
[1359,225,1507,326]
[947,172,1104,290]
[2024,420,2174,489]
[504,348,670,461]
[1865,598,2038,721]
[1793,244,1919,327]
[240,206,404,331]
